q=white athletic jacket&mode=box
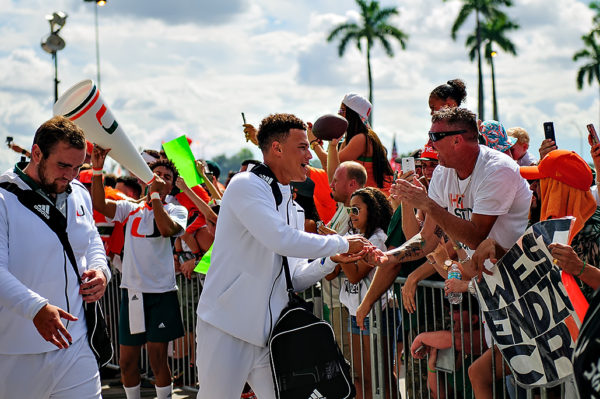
[0,166,109,354]
[197,171,348,347]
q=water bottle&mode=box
[447,262,463,305]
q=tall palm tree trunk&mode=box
[490,54,498,120]
[366,40,373,125]
[476,9,485,121]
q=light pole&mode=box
[84,0,107,89]
[41,11,67,103]
[490,50,499,121]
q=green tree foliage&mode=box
[445,0,512,120]
[466,13,518,120]
[210,147,256,182]
[327,0,408,124]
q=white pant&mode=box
[196,318,276,399]
[0,335,101,398]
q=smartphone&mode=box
[401,157,416,174]
[543,122,556,143]
[587,124,600,146]
[241,112,247,125]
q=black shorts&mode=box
[119,289,184,346]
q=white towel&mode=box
[128,290,145,334]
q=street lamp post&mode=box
[41,12,68,103]
[84,0,107,89]
[490,50,499,121]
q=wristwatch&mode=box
[443,259,453,271]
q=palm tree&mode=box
[445,0,513,120]
[466,14,519,120]
[327,0,408,124]
[573,31,600,124]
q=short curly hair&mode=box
[149,158,179,184]
[350,187,392,239]
[257,113,307,152]
[431,107,478,142]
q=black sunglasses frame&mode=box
[428,129,467,142]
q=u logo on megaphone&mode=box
[54,79,155,184]
[63,84,118,135]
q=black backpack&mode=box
[249,163,355,399]
[269,276,355,399]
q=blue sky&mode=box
[0,0,598,173]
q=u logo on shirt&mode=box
[130,217,161,238]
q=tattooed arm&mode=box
[371,215,441,267]
[424,205,499,250]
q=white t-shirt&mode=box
[428,145,531,252]
[339,228,389,316]
[517,150,536,167]
[111,200,187,293]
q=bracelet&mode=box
[310,138,323,150]
[576,260,587,278]
[92,169,103,176]
[150,192,160,200]
[427,364,436,373]
[459,257,471,264]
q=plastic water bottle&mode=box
[447,262,463,305]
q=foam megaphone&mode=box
[53,79,154,184]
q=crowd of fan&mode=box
[82,79,600,399]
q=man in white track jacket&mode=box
[0,116,110,398]
[196,113,370,398]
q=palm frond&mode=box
[327,22,360,42]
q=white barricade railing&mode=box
[100,269,572,398]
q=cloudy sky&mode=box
[0,0,597,174]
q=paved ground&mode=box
[101,378,196,398]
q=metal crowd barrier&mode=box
[100,269,573,398]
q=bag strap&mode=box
[248,164,294,296]
[0,181,83,285]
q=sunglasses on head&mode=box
[348,206,360,216]
[428,129,467,142]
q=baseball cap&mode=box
[520,150,592,191]
[480,120,517,152]
[417,143,438,161]
[342,93,372,126]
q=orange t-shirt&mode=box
[308,167,336,224]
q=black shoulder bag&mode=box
[249,165,355,399]
[0,182,113,367]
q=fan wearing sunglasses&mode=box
[337,187,397,399]
[365,107,531,348]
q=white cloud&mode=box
[0,0,599,175]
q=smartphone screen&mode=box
[543,122,556,143]
[587,124,599,146]
[401,157,416,174]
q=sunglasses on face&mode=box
[428,129,467,142]
[348,206,360,216]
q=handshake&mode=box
[330,235,386,265]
